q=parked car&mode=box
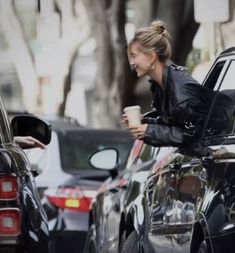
[86,47,235,253]
[84,140,154,253]
[84,111,161,253]
[119,47,235,253]
[0,110,51,253]
[26,121,134,253]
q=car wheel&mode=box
[84,225,98,253]
[121,231,139,253]
[198,240,208,253]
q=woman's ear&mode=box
[149,51,158,63]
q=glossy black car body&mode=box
[30,125,134,253]
[0,108,51,252]
[85,140,155,253]
[120,47,235,253]
[86,47,235,253]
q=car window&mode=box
[203,59,235,138]
[26,129,133,174]
[58,130,133,173]
[216,60,235,90]
[203,60,227,90]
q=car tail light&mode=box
[0,209,20,236]
[45,187,97,212]
[0,176,18,200]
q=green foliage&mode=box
[186,48,202,74]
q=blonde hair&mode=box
[128,20,171,62]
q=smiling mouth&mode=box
[131,64,138,71]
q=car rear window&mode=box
[58,129,133,173]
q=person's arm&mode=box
[142,116,167,125]
[14,136,46,149]
[143,124,186,147]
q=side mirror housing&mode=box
[11,115,52,145]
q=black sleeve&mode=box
[143,123,197,147]
[143,124,184,147]
[142,116,170,125]
[143,92,233,147]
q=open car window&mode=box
[203,60,227,90]
[202,59,235,140]
[216,60,235,90]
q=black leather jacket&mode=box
[143,64,233,147]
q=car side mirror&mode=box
[89,148,119,171]
[11,115,52,145]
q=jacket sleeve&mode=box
[142,116,167,125]
[143,92,233,147]
[143,123,196,147]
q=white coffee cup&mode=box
[123,105,141,127]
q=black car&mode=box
[84,140,156,253]
[118,47,235,253]
[86,47,235,253]
[27,123,134,253]
[0,109,51,252]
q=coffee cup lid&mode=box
[124,105,140,112]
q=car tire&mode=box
[121,230,139,253]
[83,225,97,253]
[198,240,208,253]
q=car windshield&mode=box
[58,129,133,172]
[26,128,133,175]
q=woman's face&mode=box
[129,42,152,77]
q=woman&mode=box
[123,20,232,149]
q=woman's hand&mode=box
[128,124,148,140]
[121,113,129,129]
[14,136,46,149]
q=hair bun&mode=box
[150,21,167,36]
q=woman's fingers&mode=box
[128,124,148,139]
[14,136,46,149]
[121,113,129,128]
[29,137,46,149]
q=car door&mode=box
[98,140,154,251]
[171,155,203,253]
[172,51,235,253]
[143,147,184,253]
[192,52,235,253]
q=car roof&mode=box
[48,118,81,131]
[52,124,132,137]
[45,117,131,137]
[220,47,235,56]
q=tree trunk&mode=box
[154,0,200,65]
[58,53,77,116]
[83,0,136,128]
[0,0,39,112]
[55,0,90,117]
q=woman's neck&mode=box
[149,62,165,89]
